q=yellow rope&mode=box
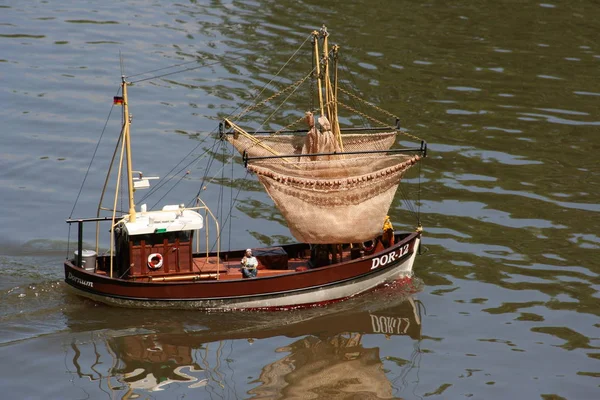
[224,118,287,161]
[233,32,313,120]
[270,98,337,136]
[338,86,398,120]
[338,86,423,141]
[271,113,309,136]
[233,73,312,120]
[337,101,390,128]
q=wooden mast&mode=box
[122,77,137,223]
[321,26,331,123]
[312,30,324,116]
[332,44,343,151]
[321,26,343,151]
[108,77,135,277]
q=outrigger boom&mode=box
[242,144,427,166]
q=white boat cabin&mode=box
[114,204,204,278]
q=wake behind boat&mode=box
[63,26,427,310]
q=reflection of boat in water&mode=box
[65,288,423,397]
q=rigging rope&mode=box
[66,33,427,255]
[337,101,391,129]
[126,56,210,79]
[219,142,226,236]
[231,33,313,120]
[127,54,248,84]
[338,59,369,127]
[255,72,313,133]
[139,132,215,204]
[192,141,223,202]
[68,89,120,219]
[338,86,423,142]
[217,168,253,254]
[232,70,313,121]
[228,144,235,252]
[191,136,264,253]
[66,88,120,258]
[418,156,422,226]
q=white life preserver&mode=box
[363,239,376,253]
[147,253,163,270]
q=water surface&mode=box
[1,1,599,399]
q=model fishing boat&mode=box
[63,26,427,310]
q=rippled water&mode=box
[1,1,599,399]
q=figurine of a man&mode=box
[302,111,319,160]
[317,115,340,159]
[382,215,395,248]
[241,249,258,278]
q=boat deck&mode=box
[89,242,383,282]
[191,256,312,280]
[190,246,355,281]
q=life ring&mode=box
[147,253,163,270]
[363,239,377,253]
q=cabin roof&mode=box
[123,205,204,236]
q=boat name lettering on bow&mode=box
[370,314,410,334]
[371,244,410,269]
[68,273,94,288]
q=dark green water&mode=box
[0,1,598,399]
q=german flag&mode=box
[113,96,124,105]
